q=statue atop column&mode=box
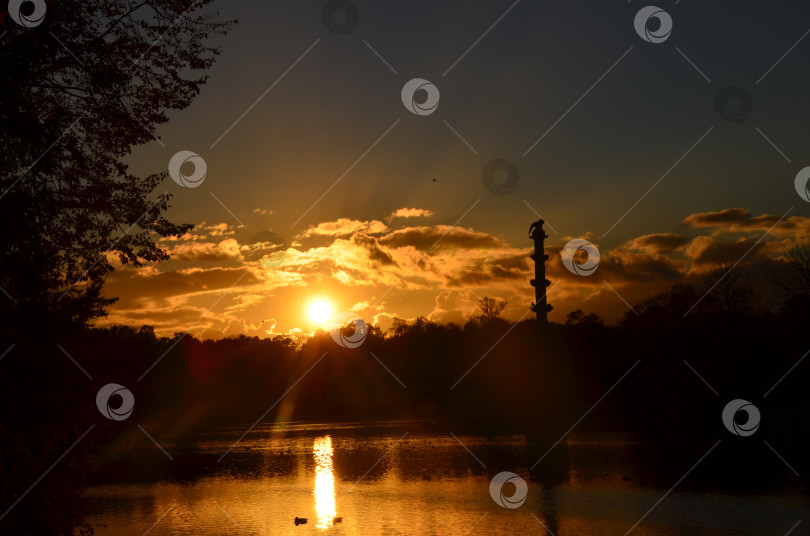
[529,219,553,323]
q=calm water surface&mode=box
[84,423,807,535]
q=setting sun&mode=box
[308,300,332,324]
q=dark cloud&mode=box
[104,267,257,309]
[602,250,685,283]
[681,208,810,236]
[171,239,241,262]
[104,306,208,329]
[626,233,688,253]
[445,261,527,288]
[545,247,684,286]
[682,208,753,227]
[352,233,398,266]
[378,226,506,253]
[684,236,770,267]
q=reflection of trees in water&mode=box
[527,440,567,535]
[535,488,561,536]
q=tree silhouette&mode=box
[0,0,233,331]
[0,2,233,534]
[620,283,698,333]
[565,309,604,327]
[388,317,409,337]
[698,264,757,315]
[769,243,810,317]
[477,296,507,321]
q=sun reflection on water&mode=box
[313,435,336,530]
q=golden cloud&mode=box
[97,208,808,337]
[388,207,434,220]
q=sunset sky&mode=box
[101,1,810,337]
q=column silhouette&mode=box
[529,219,553,323]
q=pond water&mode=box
[84,422,807,535]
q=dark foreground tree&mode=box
[0,0,232,328]
[0,2,233,533]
